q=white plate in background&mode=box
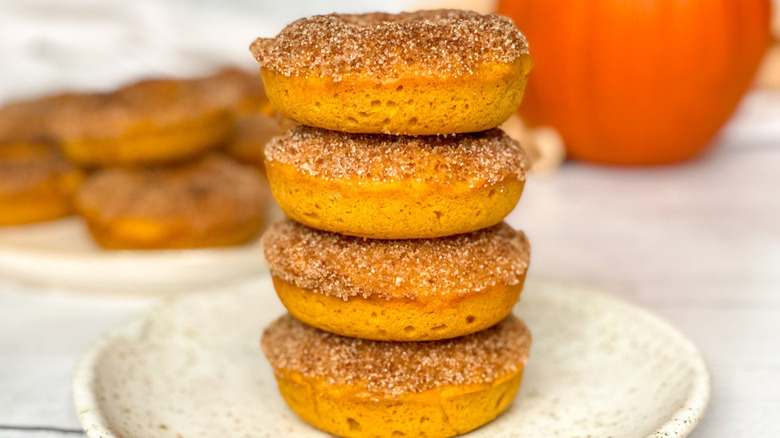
[72,277,710,437]
[0,217,268,295]
[0,203,286,294]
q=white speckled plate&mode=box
[72,277,710,437]
[0,205,283,294]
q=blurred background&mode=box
[0,0,779,437]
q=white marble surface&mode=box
[1,0,779,436]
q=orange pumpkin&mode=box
[499,0,772,165]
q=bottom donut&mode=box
[261,314,531,438]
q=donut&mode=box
[52,77,237,167]
[262,219,530,341]
[194,67,275,117]
[262,313,531,438]
[75,154,270,249]
[226,112,296,172]
[250,10,532,135]
[264,125,530,239]
[0,93,80,142]
[0,141,84,225]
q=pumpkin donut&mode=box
[194,67,276,117]
[262,313,531,438]
[262,219,530,341]
[265,125,530,239]
[75,154,270,249]
[250,10,533,135]
[52,77,237,167]
[0,93,81,143]
[226,112,296,172]
[0,141,84,225]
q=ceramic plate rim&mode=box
[557,281,712,438]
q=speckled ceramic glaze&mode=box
[72,277,710,437]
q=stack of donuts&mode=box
[0,69,285,249]
[255,10,535,438]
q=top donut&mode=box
[251,10,533,135]
[251,10,528,80]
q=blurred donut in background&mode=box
[0,93,81,143]
[0,140,84,226]
[75,153,271,249]
[226,113,295,172]
[51,77,237,167]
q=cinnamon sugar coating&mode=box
[262,219,530,300]
[265,126,530,186]
[0,141,79,195]
[76,154,268,229]
[250,10,529,80]
[0,93,81,143]
[262,313,531,397]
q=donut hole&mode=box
[408,117,418,125]
[466,315,476,324]
[392,432,405,436]
[420,416,430,424]
[386,100,396,107]
[396,85,404,91]
[488,189,497,198]
[371,100,381,107]
[347,418,361,431]
[431,324,447,331]
[404,325,415,333]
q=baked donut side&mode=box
[264,126,530,240]
[258,58,532,135]
[267,168,524,239]
[262,314,531,438]
[262,220,530,341]
[271,277,524,342]
[59,112,235,167]
[251,10,532,134]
